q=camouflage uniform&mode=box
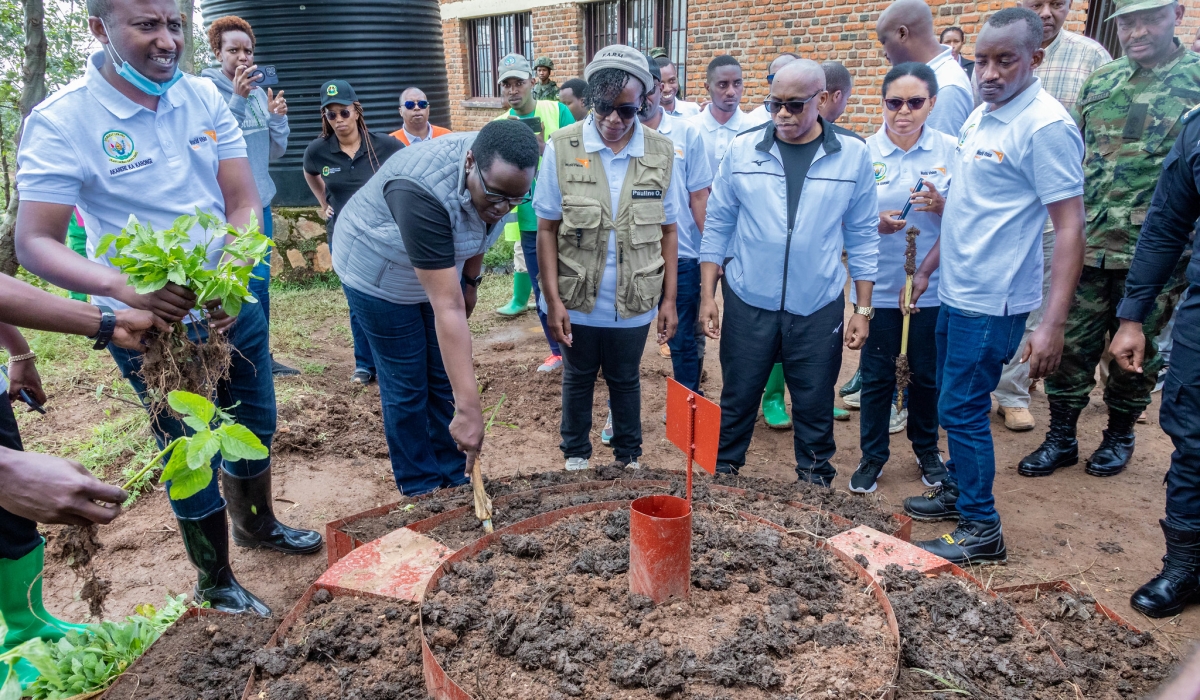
[1045,42,1200,415]
[532,80,559,101]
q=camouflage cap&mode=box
[533,56,554,70]
[1107,0,1177,20]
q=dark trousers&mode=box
[248,206,273,323]
[109,301,276,520]
[0,395,39,561]
[343,286,465,496]
[716,282,843,478]
[1159,288,1200,531]
[860,307,940,464]
[667,257,702,392]
[936,305,1028,523]
[520,231,562,357]
[560,323,651,462]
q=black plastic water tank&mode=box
[201,0,449,206]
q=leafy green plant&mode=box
[482,239,515,269]
[121,391,268,501]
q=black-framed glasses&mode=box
[403,100,430,109]
[593,102,639,120]
[476,166,533,205]
[763,92,820,115]
[884,97,929,112]
[324,107,353,121]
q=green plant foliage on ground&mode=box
[482,239,515,269]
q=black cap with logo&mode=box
[320,80,357,107]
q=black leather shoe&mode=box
[177,509,271,616]
[1086,410,1137,477]
[222,469,324,555]
[915,519,1007,566]
[1018,403,1080,477]
[271,356,301,377]
[796,463,835,488]
[903,481,959,522]
[1131,520,1200,618]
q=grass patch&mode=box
[483,239,515,268]
[269,286,348,353]
[470,273,524,336]
[302,362,328,375]
[28,407,159,504]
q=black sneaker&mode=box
[916,452,947,487]
[849,458,884,494]
[271,358,301,377]
[903,482,959,522]
[796,465,835,488]
[914,519,1007,566]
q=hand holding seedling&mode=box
[0,447,127,526]
[112,309,171,350]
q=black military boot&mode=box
[1017,403,1080,477]
[177,508,271,616]
[915,518,1007,566]
[903,481,960,522]
[1130,520,1200,618]
[1085,409,1138,477]
[222,469,324,554]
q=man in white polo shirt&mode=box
[689,55,758,176]
[876,0,975,137]
[901,7,1085,565]
[14,0,322,616]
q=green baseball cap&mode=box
[1107,0,1176,20]
[497,53,533,84]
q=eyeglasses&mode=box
[763,92,820,115]
[477,166,533,205]
[884,97,929,112]
[324,108,353,121]
[403,100,430,109]
[593,102,640,120]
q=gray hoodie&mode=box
[202,67,289,208]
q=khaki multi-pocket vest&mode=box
[550,121,674,318]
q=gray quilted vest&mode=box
[332,132,504,304]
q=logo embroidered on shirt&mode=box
[974,149,1005,163]
[322,166,341,177]
[873,162,887,181]
[753,159,770,166]
[102,130,137,164]
[108,157,153,176]
[920,168,946,176]
[631,190,663,199]
[575,158,590,168]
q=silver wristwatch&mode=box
[853,305,875,321]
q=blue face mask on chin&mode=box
[100,19,183,97]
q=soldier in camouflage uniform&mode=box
[1020,0,1200,480]
[532,57,559,101]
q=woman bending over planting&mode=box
[14,0,323,618]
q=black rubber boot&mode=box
[1130,520,1200,618]
[915,518,1007,566]
[903,481,960,522]
[178,508,271,616]
[222,469,323,554]
[1086,409,1138,477]
[1017,403,1080,477]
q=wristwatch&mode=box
[853,305,875,321]
[461,272,483,288]
[89,305,117,350]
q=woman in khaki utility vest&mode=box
[534,45,685,472]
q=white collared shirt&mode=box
[938,79,1084,316]
[534,116,683,328]
[655,113,713,260]
[746,103,771,126]
[664,99,701,118]
[403,128,430,143]
[688,105,758,176]
[926,46,975,137]
[17,52,247,311]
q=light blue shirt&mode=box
[926,46,975,138]
[655,113,713,260]
[534,116,682,328]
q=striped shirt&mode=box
[1034,29,1112,113]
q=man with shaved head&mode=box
[877,0,973,135]
[747,52,800,125]
[699,59,879,487]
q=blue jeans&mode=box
[667,257,701,392]
[342,285,465,496]
[936,305,1028,523]
[249,207,272,322]
[109,301,276,520]
[520,231,561,357]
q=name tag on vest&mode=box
[631,189,663,199]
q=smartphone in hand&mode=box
[898,178,926,220]
[248,65,279,87]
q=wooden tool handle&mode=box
[468,450,494,533]
[900,277,913,355]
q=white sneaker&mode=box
[889,406,908,434]
[843,390,861,408]
[565,457,590,471]
[623,460,642,470]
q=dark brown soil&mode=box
[252,593,423,699]
[105,612,272,699]
[49,523,109,617]
[140,324,232,400]
[1000,587,1179,699]
[274,392,389,458]
[424,509,896,698]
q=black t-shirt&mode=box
[383,179,456,270]
[776,135,822,229]
[303,129,404,231]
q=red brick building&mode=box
[440,0,1200,133]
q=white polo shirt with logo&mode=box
[688,105,758,177]
[938,78,1084,317]
[16,51,247,311]
[926,46,975,138]
[656,113,713,260]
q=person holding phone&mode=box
[202,16,297,376]
[847,62,952,495]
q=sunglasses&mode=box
[477,166,533,206]
[403,100,430,109]
[593,102,639,120]
[884,97,929,112]
[763,92,820,115]
[324,107,353,121]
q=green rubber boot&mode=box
[833,407,850,421]
[762,363,792,429]
[1,540,87,687]
[495,272,532,316]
